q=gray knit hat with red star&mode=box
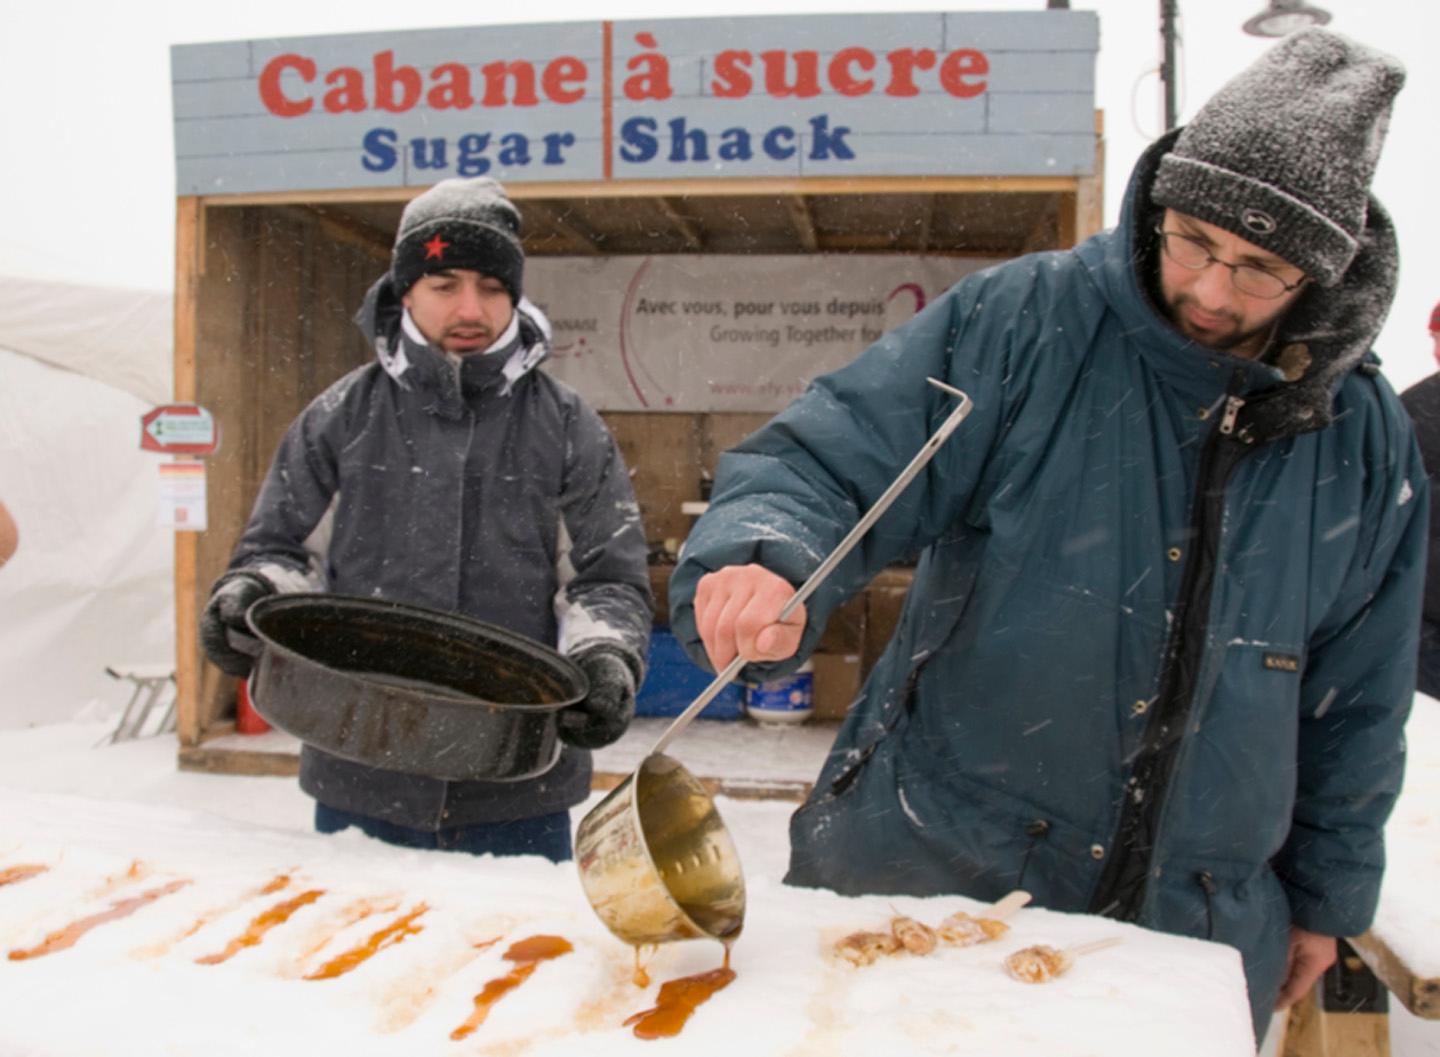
[391,177,524,302]
[1151,28,1404,288]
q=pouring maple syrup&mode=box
[623,941,736,1040]
[450,934,573,1041]
[632,943,659,988]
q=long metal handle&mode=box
[648,378,973,757]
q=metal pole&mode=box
[647,378,974,758]
[1160,0,1180,130]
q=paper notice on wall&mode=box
[527,254,992,412]
[157,461,207,532]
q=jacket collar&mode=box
[1083,130,1398,442]
[354,275,552,420]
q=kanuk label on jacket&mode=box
[1262,653,1300,673]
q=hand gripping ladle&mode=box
[575,379,973,951]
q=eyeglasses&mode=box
[1155,226,1308,300]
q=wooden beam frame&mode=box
[297,205,392,261]
[915,193,936,253]
[523,200,602,254]
[173,197,203,748]
[785,195,819,252]
[1024,202,1060,254]
[1068,109,1106,246]
[654,196,704,251]
[192,173,1085,209]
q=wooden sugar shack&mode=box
[168,10,1103,775]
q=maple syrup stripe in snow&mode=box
[305,903,429,980]
[8,879,191,960]
[133,873,295,959]
[195,889,326,965]
[450,935,574,1041]
[0,864,49,888]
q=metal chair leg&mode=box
[105,679,146,746]
[101,668,177,745]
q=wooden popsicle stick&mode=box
[988,890,1032,919]
[1066,936,1123,958]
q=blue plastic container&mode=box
[745,661,814,726]
[635,628,744,720]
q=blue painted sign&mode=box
[171,12,1097,195]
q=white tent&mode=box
[0,276,176,728]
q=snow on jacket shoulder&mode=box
[669,134,1424,1034]
[222,278,653,827]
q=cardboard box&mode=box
[811,651,863,721]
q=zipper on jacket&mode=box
[1218,395,1244,435]
[1088,375,1259,923]
[1197,870,1218,940]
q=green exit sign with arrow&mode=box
[140,404,219,455]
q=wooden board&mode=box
[208,178,1094,260]
[173,197,204,746]
[1351,929,1440,1019]
[1282,990,1391,1057]
[177,719,828,802]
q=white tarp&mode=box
[0,276,172,407]
[529,255,991,411]
[0,278,175,729]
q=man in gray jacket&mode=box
[200,177,653,862]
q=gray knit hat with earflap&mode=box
[391,177,524,301]
[1151,28,1404,288]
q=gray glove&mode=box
[199,573,274,677]
[559,646,638,750]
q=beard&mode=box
[1164,292,1273,355]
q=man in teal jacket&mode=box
[670,30,1421,1038]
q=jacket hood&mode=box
[1098,129,1399,443]
[353,273,552,419]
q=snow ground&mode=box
[0,720,1257,1056]
[0,715,1436,1055]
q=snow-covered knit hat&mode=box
[391,177,524,301]
[1151,28,1404,288]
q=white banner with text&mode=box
[528,254,991,412]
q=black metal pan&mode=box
[237,594,586,782]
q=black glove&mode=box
[559,646,638,750]
[199,573,274,677]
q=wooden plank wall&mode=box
[602,411,772,549]
[185,206,385,740]
[177,173,1111,744]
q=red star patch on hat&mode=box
[423,234,450,260]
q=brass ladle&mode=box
[576,379,974,949]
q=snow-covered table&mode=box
[1353,695,1440,1019]
[0,789,1258,1057]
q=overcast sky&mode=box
[1,0,1436,388]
